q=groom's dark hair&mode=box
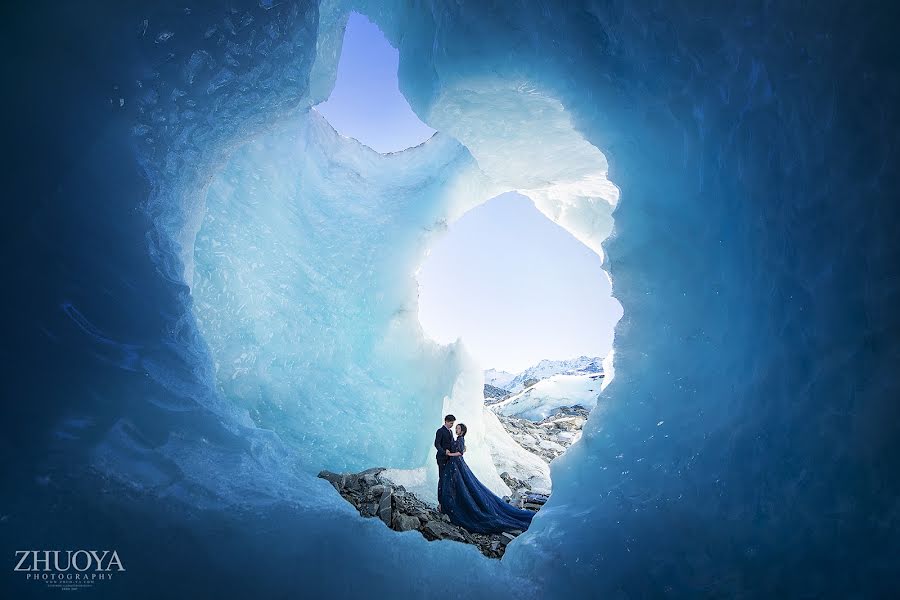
[444,414,456,423]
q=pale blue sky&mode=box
[315,13,435,153]
[417,192,620,372]
[315,13,620,372]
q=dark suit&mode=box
[434,425,454,505]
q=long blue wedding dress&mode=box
[439,436,536,534]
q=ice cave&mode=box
[3,0,899,598]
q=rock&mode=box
[361,502,378,518]
[500,471,531,492]
[392,513,421,532]
[377,486,393,526]
[523,492,549,506]
[483,384,512,402]
[538,439,565,451]
[494,407,590,467]
[423,521,465,542]
[317,470,343,487]
[322,466,530,560]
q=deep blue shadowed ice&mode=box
[2,1,899,599]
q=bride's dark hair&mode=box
[457,423,467,437]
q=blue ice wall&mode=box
[2,1,899,599]
[190,112,481,472]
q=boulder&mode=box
[423,521,465,542]
[317,470,343,487]
[500,471,531,492]
[361,502,378,518]
[344,474,361,491]
[377,486,393,526]
[392,513,421,532]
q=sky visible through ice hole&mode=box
[315,13,621,373]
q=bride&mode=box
[438,423,536,534]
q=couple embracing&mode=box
[434,414,535,534]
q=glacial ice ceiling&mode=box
[13,0,891,598]
[134,0,624,591]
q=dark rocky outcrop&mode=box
[521,377,540,389]
[318,467,529,559]
[483,383,512,404]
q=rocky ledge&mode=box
[496,405,590,463]
[318,467,528,559]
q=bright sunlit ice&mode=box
[316,12,620,373]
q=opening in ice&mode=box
[187,6,621,561]
[314,13,436,154]
[415,190,622,510]
[417,191,619,374]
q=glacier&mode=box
[492,373,604,421]
[494,356,605,394]
[3,0,899,599]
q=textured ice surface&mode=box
[130,0,619,594]
[177,0,619,510]
[7,0,898,598]
[125,0,900,596]
[192,110,525,496]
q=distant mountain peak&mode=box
[485,355,604,394]
[484,368,516,389]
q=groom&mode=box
[434,414,455,511]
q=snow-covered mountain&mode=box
[484,368,516,390]
[489,372,604,421]
[490,355,603,394]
